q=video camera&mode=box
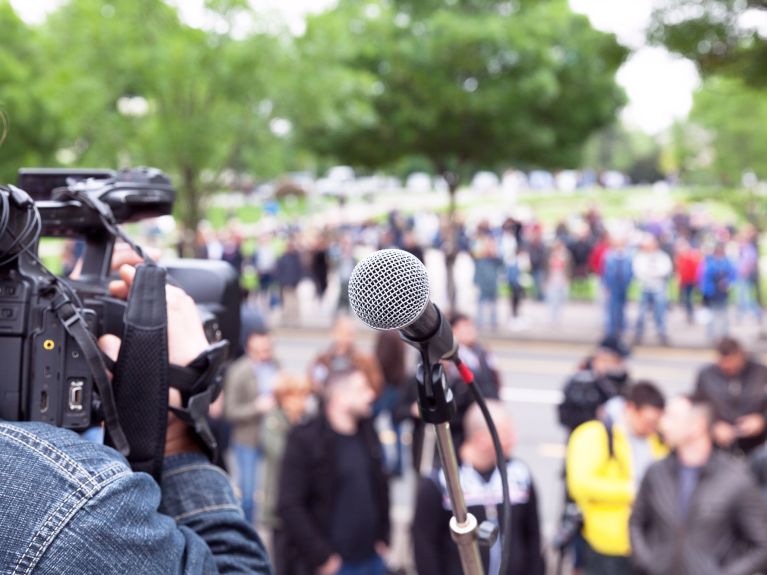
[0,167,239,446]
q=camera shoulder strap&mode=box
[107,263,169,479]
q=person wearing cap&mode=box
[558,335,631,434]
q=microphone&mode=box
[348,249,457,361]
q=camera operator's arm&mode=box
[103,264,273,574]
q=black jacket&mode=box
[695,359,767,454]
[412,459,545,575]
[630,451,767,575]
[275,414,389,575]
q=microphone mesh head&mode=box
[348,249,430,330]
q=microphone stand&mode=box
[409,346,486,575]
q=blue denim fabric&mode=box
[336,554,385,575]
[0,421,273,574]
[634,289,667,340]
[233,443,261,524]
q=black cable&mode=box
[463,367,513,575]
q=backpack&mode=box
[558,370,613,432]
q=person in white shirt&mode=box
[632,235,672,346]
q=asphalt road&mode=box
[270,328,715,573]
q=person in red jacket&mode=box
[674,238,702,324]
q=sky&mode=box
[11,0,700,135]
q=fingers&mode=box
[98,334,122,362]
[110,243,161,270]
[108,265,138,300]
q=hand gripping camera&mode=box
[0,168,240,477]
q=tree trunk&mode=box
[177,167,202,236]
[179,165,202,257]
[443,171,461,313]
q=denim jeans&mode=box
[606,291,628,338]
[477,297,498,329]
[234,443,262,524]
[708,301,730,341]
[635,289,667,340]
[679,283,695,323]
[373,386,404,475]
[736,279,762,321]
[337,554,386,575]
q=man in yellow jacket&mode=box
[567,381,667,574]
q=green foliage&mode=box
[649,0,767,88]
[0,2,62,182]
[289,0,628,184]
[690,76,767,185]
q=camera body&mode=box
[0,167,239,431]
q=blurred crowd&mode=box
[174,201,763,347]
[94,201,767,574]
[556,334,767,575]
[207,305,767,575]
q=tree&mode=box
[690,76,767,186]
[289,0,627,307]
[38,0,285,230]
[649,0,767,88]
[0,2,62,183]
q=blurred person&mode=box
[567,226,593,299]
[193,223,210,259]
[736,230,762,323]
[500,219,525,327]
[566,382,667,575]
[558,335,631,434]
[674,238,702,325]
[310,315,383,397]
[694,337,767,455]
[698,243,736,341]
[630,395,767,575]
[255,234,278,311]
[447,313,502,452]
[260,374,313,549]
[404,312,504,474]
[373,330,408,477]
[276,369,390,575]
[527,224,548,301]
[402,229,425,263]
[588,231,610,278]
[310,235,330,304]
[276,238,303,325]
[412,401,545,575]
[224,330,279,524]
[473,235,503,331]
[335,235,357,312]
[602,235,633,339]
[221,224,244,275]
[545,239,571,324]
[632,235,672,346]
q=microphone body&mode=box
[348,249,457,361]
